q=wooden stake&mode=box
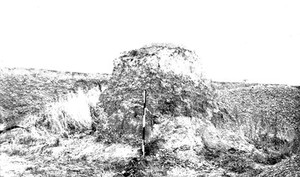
[142,90,147,157]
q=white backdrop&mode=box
[0,0,299,85]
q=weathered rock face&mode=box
[97,44,214,141]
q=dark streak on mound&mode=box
[0,125,29,134]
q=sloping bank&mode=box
[213,82,300,176]
[94,44,300,176]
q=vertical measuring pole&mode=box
[142,90,147,157]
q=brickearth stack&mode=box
[97,43,253,152]
[97,43,213,140]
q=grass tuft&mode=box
[22,88,100,135]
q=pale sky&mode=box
[0,0,299,85]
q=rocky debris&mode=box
[201,123,255,153]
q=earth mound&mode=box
[97,44,214,141]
